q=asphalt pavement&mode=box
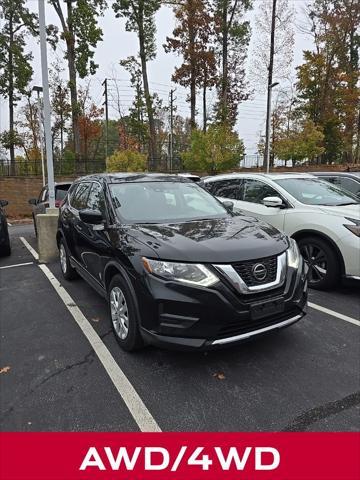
[1,224,359,432]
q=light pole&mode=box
[32,86,45,186]
[264,81,279,173]
[38,0,55,209]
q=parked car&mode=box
[177,173,201,182]
[0,199,11,257]
[57,173,308,351]
[29,182,72,235]
[312,171,360,199]
[201,173,360,290]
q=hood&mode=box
[125,216,289,263]
[318,204,360,219]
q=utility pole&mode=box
[32,86,45,186]
[102,78,109,160]
[169,89,176,172]
[38,0,55,208]
[264,0,277,174]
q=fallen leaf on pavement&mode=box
[213,372,225,380]
[0,366,11,374]
[91,317,100,323]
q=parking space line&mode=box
[20,237,161,433]
[309,302,360,327]
[20,237,39,260]
[0,262,34,270]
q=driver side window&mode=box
[242,179,280,204]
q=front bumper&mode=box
[136,258,308,350]
[339,231,360,278]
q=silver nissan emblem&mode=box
[252,263,267,281]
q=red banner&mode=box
[1,432,359,480]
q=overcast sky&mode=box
[0,0,314,156]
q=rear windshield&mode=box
[109,181,228,223]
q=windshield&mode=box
[275,178,360,206]
[110,181,228,223]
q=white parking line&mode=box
[19,237,39,260]
[0,262,34,270]
[20,237,161,433]
[309,302,360,327]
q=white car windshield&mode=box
[275,178,360,206]
[110,181,228,223]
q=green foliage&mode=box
[273,120,325,163]
[113,0,161,61]
[49,0,106,79]
[106,149,147,172]
[0,0,37,99]
[182,124,244,173]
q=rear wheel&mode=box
[59,238,77,280]
[297,236,340,290]
[108,274,143,352]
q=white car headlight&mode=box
[287,238,301,269]
[142,258,219,287]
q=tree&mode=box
[0,0,37,174]
[50,63,71,161]
[182,124,244,173]
[273,119,325,164]
[213,0,252,126]
[164,0,217,130]
[113,0,161,169]
[77,87,104,170]
[296,0,360,163]
[49,0,106,171]
[250,0,295,91]
[106,149,147,172]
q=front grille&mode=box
[216,308,299,340]
[232,255,277,287]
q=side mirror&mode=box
[0,199,8,207]
[262,196,284,208]
[28,198,38,206]
[222,200,234,212]
[79,209,104,225]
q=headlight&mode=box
[344,217,360,237]
[287,238,300,269]
[142,258,219,287]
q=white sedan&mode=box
[202,173,360,290]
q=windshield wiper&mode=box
[332,202,359,206]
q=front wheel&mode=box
[297,236,340,290]
[108,274,143,352]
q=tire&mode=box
[108,274,144,352]
[59,238,78,280]
[297,236,340,290]
[33,215,38,237]
[0,241,11,257]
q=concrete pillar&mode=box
[37,208,59,263]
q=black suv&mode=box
[0,200,11,257]
[57,174,308,351]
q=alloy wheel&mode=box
[300,243,327,284]
[59,244,67,274]
[110,286,129,340]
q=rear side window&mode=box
[205,179,242,200]
[242,179,279,204]
[70,183,91,210]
